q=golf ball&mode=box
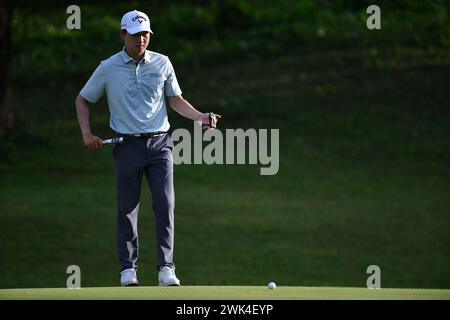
[268,282,276,289]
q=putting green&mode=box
[0,286,449,300]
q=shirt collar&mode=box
[143,50,151,63]
[120,48,151,64]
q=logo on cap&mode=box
[132,15,147,24]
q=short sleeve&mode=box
[79,63,106,103]
[164,58,182,97]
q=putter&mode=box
[86,112,218,147]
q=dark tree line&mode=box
[1,0,12,132]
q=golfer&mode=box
[75,10,220,286]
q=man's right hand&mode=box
[83,132,103,150]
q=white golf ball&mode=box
[268,281,276,289]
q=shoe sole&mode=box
[121,281,139,287]
[159,282,180,286]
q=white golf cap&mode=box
[120,10,153,34]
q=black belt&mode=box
[119,131,168,138]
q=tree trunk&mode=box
[0,0,13,132]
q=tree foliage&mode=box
[11,0,450,81]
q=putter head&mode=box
[201,112,217,129]
[209,112,217,128]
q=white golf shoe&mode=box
[120,268,139,286]
[158,266,180,286]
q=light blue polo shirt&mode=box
[80,49,182,134]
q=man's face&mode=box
[121,30,150,58]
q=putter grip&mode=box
[102,137,124,145]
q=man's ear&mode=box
[120,30,126,40]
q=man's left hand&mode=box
[198,112,221,129]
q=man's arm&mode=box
[75,94,103,150]
[167,95,221,128]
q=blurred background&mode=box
[0,0,449,289]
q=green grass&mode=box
[1,286,449,300]
[1,47,449,290]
